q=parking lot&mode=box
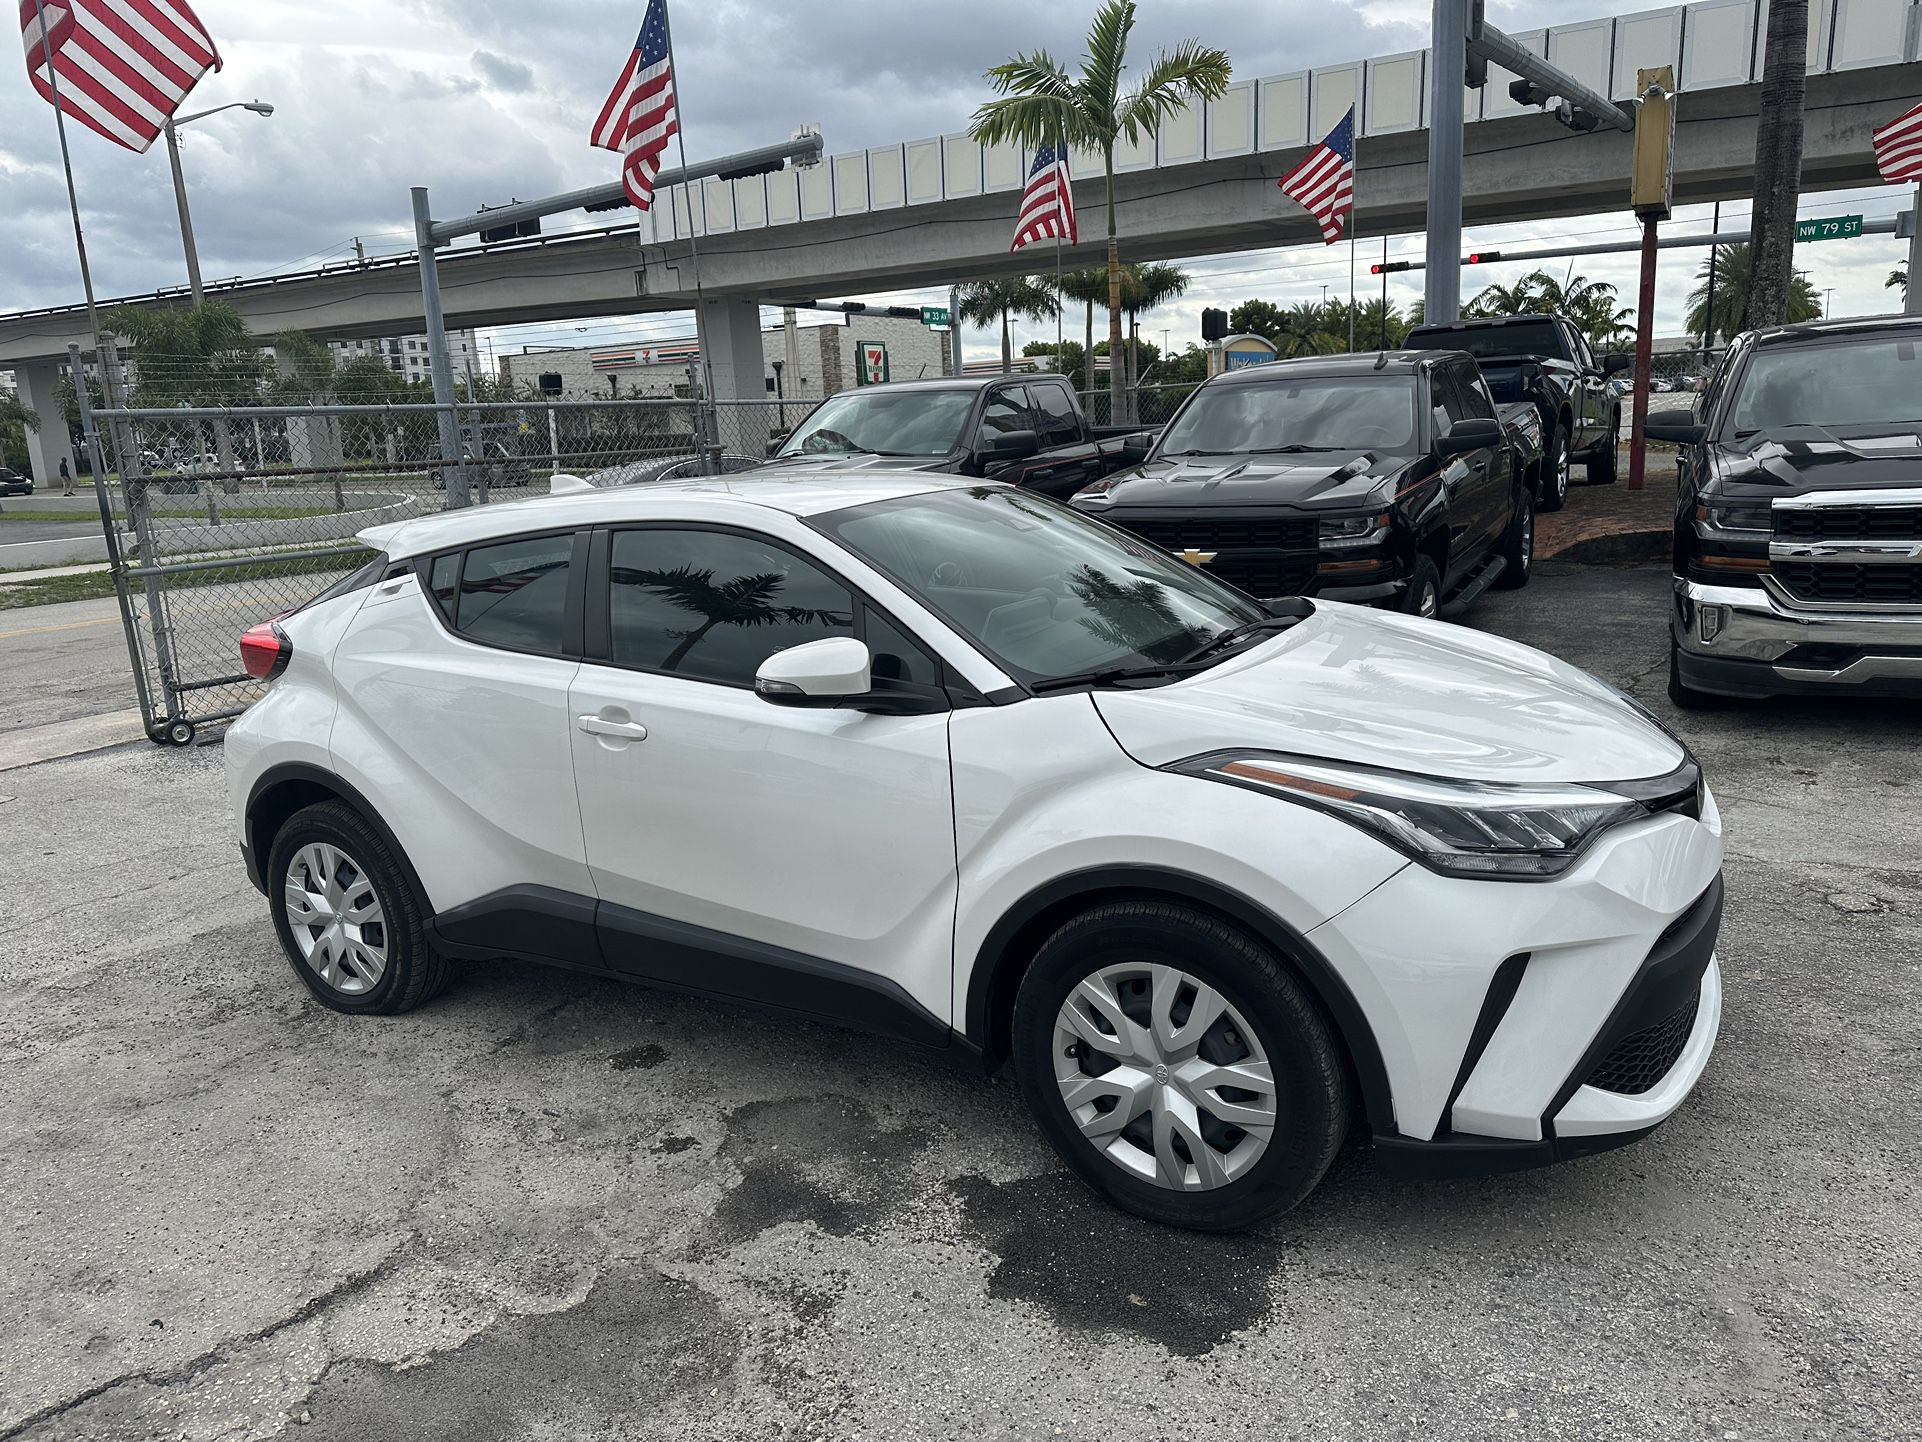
[2,560,1918,1442]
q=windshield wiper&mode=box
[1173,613,1307,666]
[1243,444,1339,454]
[1028,663,1201,694]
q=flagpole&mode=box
[658,0,717,417]
[1054,137,1066,379]
[1348,228,1357,354]
[31,0,105,354]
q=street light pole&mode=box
[162,101,274,307]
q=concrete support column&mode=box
[269,345,344,470]
[695,297,767,404]
[13,362,76,488]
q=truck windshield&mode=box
[777,390,975,458]
[1728,335,1922,436]
[1157,377,1417,455]
[1410,321,1567,361]
[813,487,1266,685]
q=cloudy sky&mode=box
[2,0,1914,368]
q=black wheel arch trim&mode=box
[963,864,1396,1134]
[243,762,433,909]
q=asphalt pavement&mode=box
[1,561,1917,1441]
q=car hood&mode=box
[1086,451,1401,511]
[765,453,951,472]
[1709,431,1922,497]
[1093,602,1685,784]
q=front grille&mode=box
[1775,505,1922,541]
[1586,986,1701,1095]
[1204,554,1320,598]
[1115,515,1318,550]
[1776,562,1922,606]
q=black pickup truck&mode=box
[1406,313,1627,512]
[765,374,1152,497]
[1650,314,1922,706]
[1071,351,1542,618]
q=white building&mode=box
[501,313,950,405]
[329,330,480,386]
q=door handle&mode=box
[577,714,648,741]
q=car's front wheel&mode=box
[1494,488,1534,589]
[1539,423,1571,512]
[267,801,450,1014]
[1012,901,1351,1232]
[1586,411,1620,484]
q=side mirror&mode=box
[1119,429,1156,463]
[982,428,1041,462]
[1645,409,1707,446]
[1434,417,1505,456]
[1603,352,1633,376]
[754,636,872,706]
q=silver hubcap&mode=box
[1555,439,1570,495]
[1419,581,1440,618]
[1521,508,1534,566]
[283,842,388,994]
[1052,964,1277,1191]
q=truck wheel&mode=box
[1399,556,1443,619]
[1586,412,1620,484]
[1538,425,1570,513]
[1494,490,1533,589]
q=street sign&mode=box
[857,342,890,386]
[920,306,950,328]
[1796,215,1863,243]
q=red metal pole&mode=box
[1628,214,1659,491]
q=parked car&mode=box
[1070,351,1541,618]
[765,374,1154,498]
[227,472,1723,1232]
[1406,313,1628,511]
[1651,313,1922,706]
[0,466,33,496]
[432,441,532,490]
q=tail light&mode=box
[240,621,292,681]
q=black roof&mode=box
[1406,313,1557,331]
[1750,313,1922,347]
[1209,351,1433,385]
[830,373,1045,396]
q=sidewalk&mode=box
[0,561,113,586]
[1536,448,1680,564]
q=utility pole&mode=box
[1628,67,1677,493]
[1906,183,1922,317]
[1425,0,1468,325]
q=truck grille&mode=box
[1585,986,1700,1095]
[1108,514,1321,600]
[1776,562,1922,606]
[1774,505,1922,541]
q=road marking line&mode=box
[0,616,121,640]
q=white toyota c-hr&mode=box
[226,472,1723,1231]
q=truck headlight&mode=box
[1167,752,1647,880]
[1318,511,1390,549]
[1697,500,1771,536]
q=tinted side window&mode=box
[1430,368,1470,432]
[454,535,573,652]
[427,553,460,619]
[609,529,856,686]
[1030,383,1080,444]
[979,388,1033,442]
[1453,362,1497,420]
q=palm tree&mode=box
[956,278,1061,373]
[1890,268,1910,303]
[1055,266,1110,389]
[1117,262,1189,398]
[1462,269,1630,347]
[1687,245,1821,343]
[969,1,1231,424]
[1747,0,1808,329]
[1273,301,1343,358]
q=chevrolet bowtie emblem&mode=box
[1177,548,1217,566]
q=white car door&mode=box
[567,524,957,1037]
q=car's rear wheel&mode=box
[1539,423,1571,512]
[1012,901,1351,1232]
[267,801,449,1014]
[1586,412,1620,484]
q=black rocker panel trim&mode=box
[1372,1120,1663,1181]
[428,884,952,1051]
[966,865,1395,1134]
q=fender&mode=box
[242,761,430,908]
[963,864,1396,1134]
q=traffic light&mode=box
[1370,261,1414,275]
[1200,307,1229,342]
[1509,78,1551,109]
[1555,100,1601,133]
[1465,251,1502,264]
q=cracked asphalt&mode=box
[2,561,1918,1441]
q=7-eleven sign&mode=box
[856,341,890,386]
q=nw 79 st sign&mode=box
[1796,215,1863,243]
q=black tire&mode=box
[1399,555,1443,618]
[1494,488,1534,590]
[1538,422,1571,513]
[266,800,450,1015]
[1667,638,1731,710]
[1012,901,1352,1232]
[1585,411,1620,484]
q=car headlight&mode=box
[1318,511,1390,549]
[1167,751,1648,880]
[1698,500,1771,536]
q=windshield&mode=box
[778,389,975,458]
[1728,335,1922,436]
[1157,377,1417,455]
[1410,321,1568,361]
[812,487,1266,685]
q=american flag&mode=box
[1010,140,1077,252]
[20,0,221,154]
[591,0,679,212]
[1278,106,1355,244]
[1872,99,1922,184]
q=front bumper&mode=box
[1674,577,1922,698]
[1307,793,1725,1175]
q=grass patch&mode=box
[0,506,340,523]
[0,549,365,611]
